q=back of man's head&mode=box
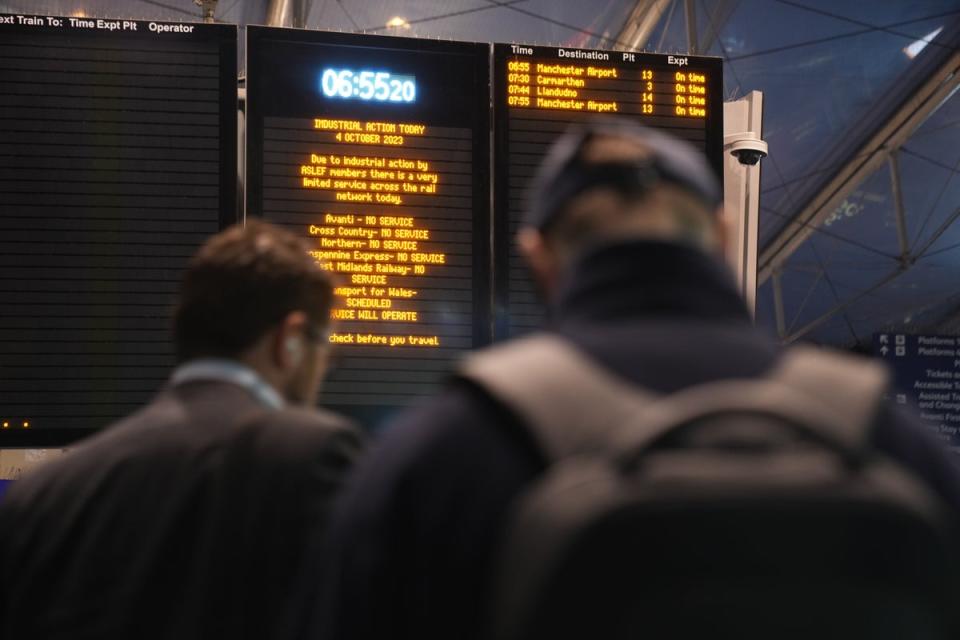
[520,118,725,281]
[173,220,333,363]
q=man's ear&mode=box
[272,311,309,370]
[284,336,304,366]
[517,227,561,298]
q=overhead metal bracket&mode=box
[194,0,218,23]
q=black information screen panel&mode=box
[0,15,237,445]
[246,28,490,425]
[493,44,723,339]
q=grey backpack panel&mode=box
[461,334,890,459]
[460,335,957,640]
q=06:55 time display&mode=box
[320,69,416,103]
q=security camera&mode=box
[724,133,768,166]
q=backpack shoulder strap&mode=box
[458,334,658,462]
[770,346,890,448]
[608,345,893,459]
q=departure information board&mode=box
[246,28,490,424]
[0,15,237,445]
[493,44,723,339]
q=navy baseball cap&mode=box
[526,117,722,231]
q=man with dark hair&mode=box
[0,221,364,640]
[307,119,960,640]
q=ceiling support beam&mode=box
[771,267,786,340]
[888,151,911,268]
[699,0,738,54]
[758,50,960,285]
[915,204,960,259]
[266,0,312,28]
[615,0,673,51]
[684,0,698,55]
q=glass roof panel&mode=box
[754,279,779,338]
[775,244,829,335]
[843,256,959,339]
[305,0,637,47]
[780,183,960,348]
[763,64,960,346]
[309,0,488,33]
[797,160,902,259]
[749,16,951,245]
[777,226,896,338]
[796,311,861,347]
[644,0,692,56]
[908,90,960,160]
[900,155,960,257]
[708,0,960,249]
[914,205,960,262]
[897,154,946,232]
[0,0,197,18]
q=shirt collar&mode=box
[169,359,285,410]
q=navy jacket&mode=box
[307,241,960,640]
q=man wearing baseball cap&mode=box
[303,118,960,640]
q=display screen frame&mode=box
[0,14,238,447]
[1,27,728,443]
[245,26,492,426]
[491,43,724,341]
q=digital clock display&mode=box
[320,68,416,103]
[247,27,490,427]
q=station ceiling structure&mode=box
[3,0,959,349]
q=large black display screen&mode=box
[246,28,490,425]
[0,14,237,444]
[493,44,723,339]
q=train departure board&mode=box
[246,28,490,424]
[0,15,237,445]
[493,44,723,339]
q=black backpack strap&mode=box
[459,333,658,461]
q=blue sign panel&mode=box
[875,333,960,454]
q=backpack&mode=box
[459,334,960,640]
